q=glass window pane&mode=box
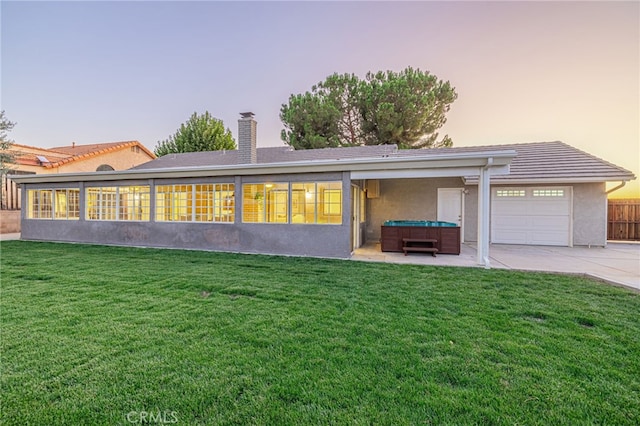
[266,183,288,223]
[243,184,264,223]
[291,183,316,224]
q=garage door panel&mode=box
[492,187,571,246]
[531,216,569,230]
[493,230,529,245]
[492,201,528,215]
[530,200,571,215]
[492,214,527,227]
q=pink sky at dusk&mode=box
[2,1,638,197]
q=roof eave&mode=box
[463,175,637,185]
[9,150,517,184]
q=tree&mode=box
[360,68,457,149]
[154,112,236,157]
[280,73,364,150]
[280,67,457,149]
[0,111,16,174]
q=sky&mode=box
[2,1,638,197]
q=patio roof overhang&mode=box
[8,149,517,184]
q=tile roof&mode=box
[46,141,155,168]
[132,145,398,169]
[131,141,635,183]
[7,141,155,168]
[426,141,636,183]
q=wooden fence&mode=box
[608,199,640,241]
[1,174,21,210]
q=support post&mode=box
[477,158,492,268]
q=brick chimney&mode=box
[238,112,257,164]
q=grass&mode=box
[1,241,639,425]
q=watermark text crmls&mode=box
[126,410,178,424]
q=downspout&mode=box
[604,181,627,248]
[606,181,626,195]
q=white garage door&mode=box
[491,187,572,246]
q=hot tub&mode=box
[383,220,457,227]
[381,220,460,254]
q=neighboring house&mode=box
[10,114,635,266]
[7,141,155,173]
[0,141,155,233]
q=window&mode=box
[533,189,565,197]
[54,189,80,220]
[155,183,234,222]
[496,189,525,197]
[322,187,342,222]
[244,181,342,225]
[27,189,79,220]
[27,189,52,219]
[291,183,315,223]
[242,183,289,223]
[86,186,150,221]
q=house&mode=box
[0,141,155,233]
[9,113,635,266]
[6,140,155,173]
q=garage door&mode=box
[491,187,571,246]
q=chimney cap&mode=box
[240,112,255,119]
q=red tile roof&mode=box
[8,141,155,168]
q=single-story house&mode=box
[9,113,635,266]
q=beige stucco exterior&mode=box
[53,147,154,173]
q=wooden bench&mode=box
[402,238,438,257]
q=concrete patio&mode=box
[353,241,640,291]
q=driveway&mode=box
[353,242,640,291]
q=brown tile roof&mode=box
[8,143,71,166]
[131,141,635,183]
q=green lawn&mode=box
[1,241,639,425]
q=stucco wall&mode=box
[572,182,607,246]
[20,171,354,258]
[366,177,464,241]
[463,185,478,242]
[56,147,154,172]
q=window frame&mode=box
[85,186,150,222]
[243,181,343,225]
[27,188,80,220]
[155,183,235,223]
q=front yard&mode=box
[1,241,639,425]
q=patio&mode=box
[352,241,640,291]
